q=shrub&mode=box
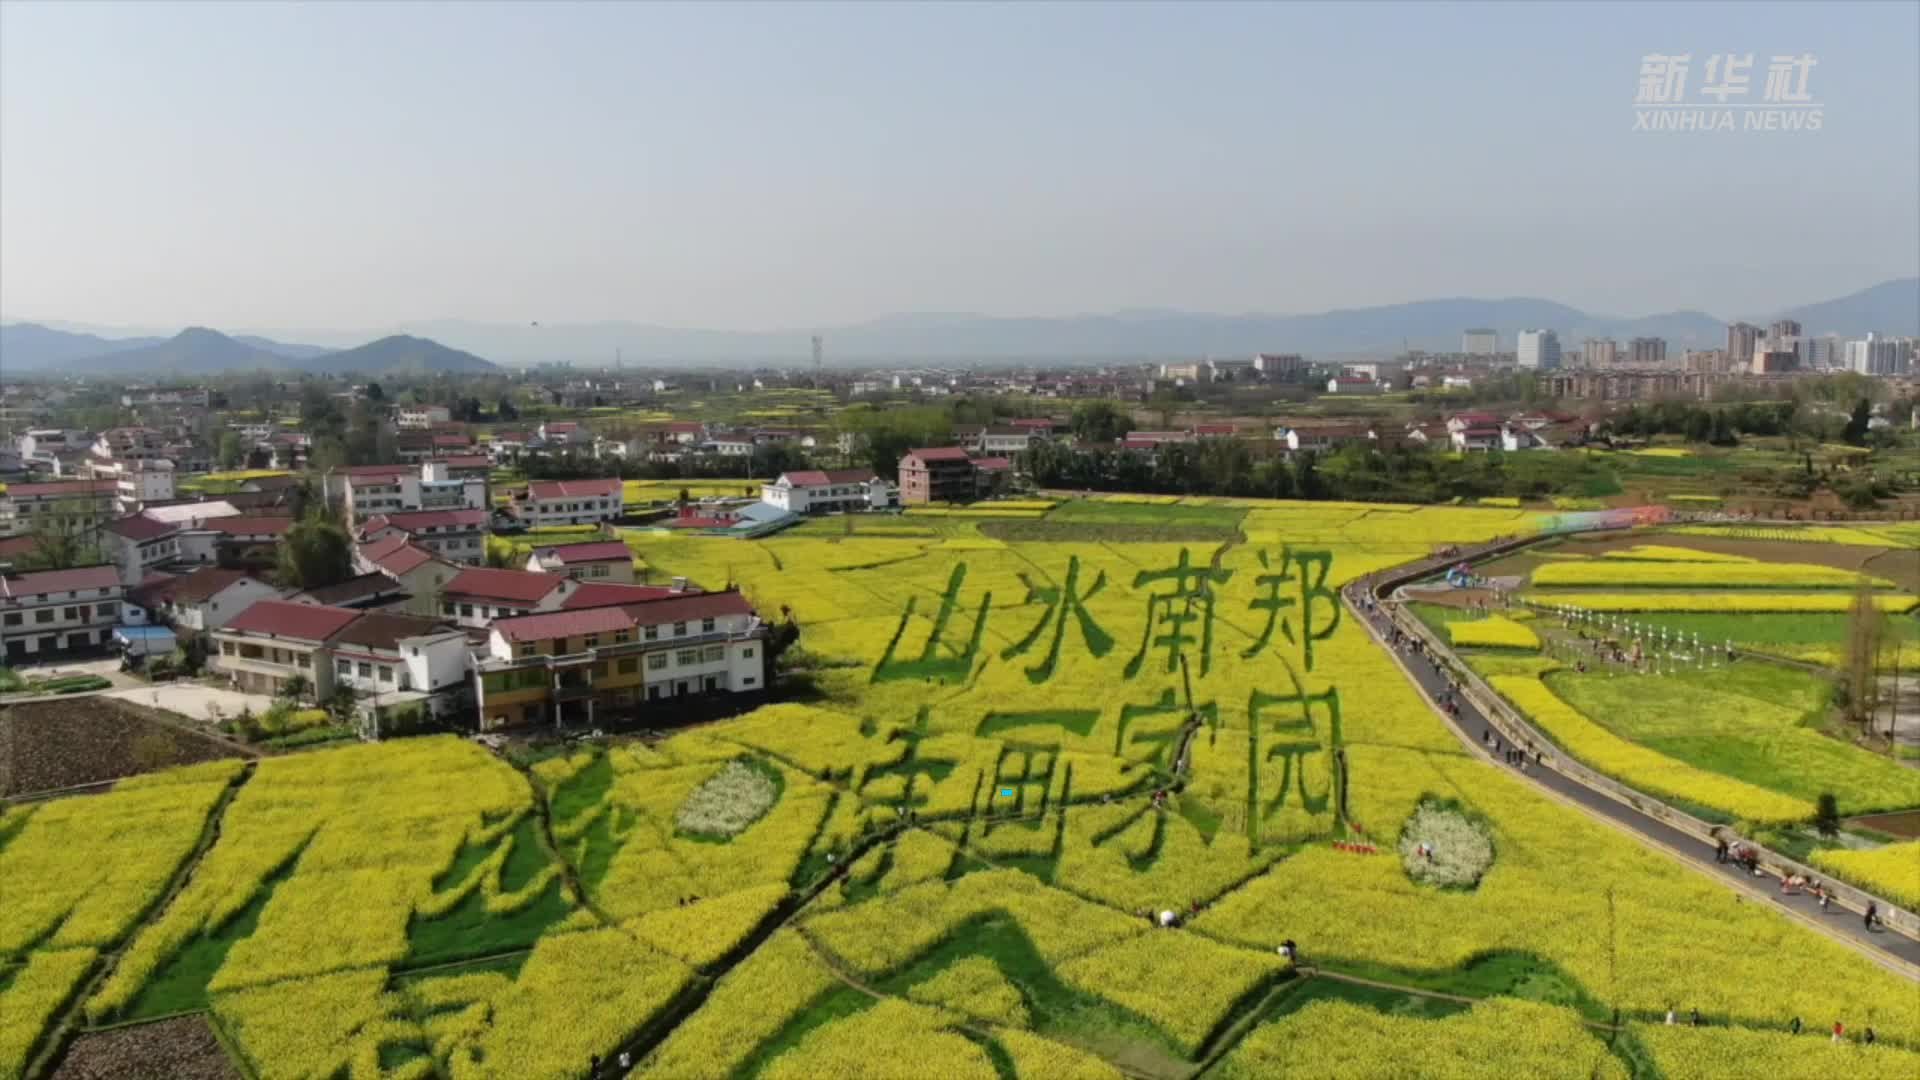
[1398,800,1495,888]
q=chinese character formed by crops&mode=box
[873,564,992,684]
[1242,546,1341,671]
[1000,555,1114,683]
[1123,548,1234,678]
[1249,662,1342,842]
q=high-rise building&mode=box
[1462,329,1498,356]
[1806,335,1846,370]
[1751,350,1798,374]
[1582,338,1618,367]
[1844,333,1914,376]
[1725,322,1760,365]
[1769,319,1803,343]
[1515,330,1560,370]
[1628,337,1667,366]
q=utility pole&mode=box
[811,335,824,382]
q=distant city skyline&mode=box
[2,1,1915,332]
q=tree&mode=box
[496,395,520,421]
[1814,793,1841,839]
[1070,401,1133,445]
[366,381,385,402]
[216,430,247,469]
[1844,583,1884,734]
[278,673,312,702]
[275,513,353,590]
[24,496,104,570]
[1843,398,1872,446]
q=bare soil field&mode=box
[51,1016,238,1080]
[0,698,249,797]
[1848,809,1920,839]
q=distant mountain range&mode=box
[4,278,1913,370]
[0,325,498,375]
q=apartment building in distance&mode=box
[1726,322,1761,366]
[1628,337,1667,367]
[1516,329,1561,370]
[1582,338,1618,368]
[473,588,765,729]
[1461,329,1499,356]
[513,478,623,527]
[341,461,488,528]
[0,479,117,538]
[897,447,979,504]
[760,470,899,514]
[103,513,183,584]
[1,565,126,660]
[357,508,490,564]
[397,404,452,429]
[525,540,636,583]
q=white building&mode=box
[325,611,473,723]
[761,470,898,514]
[1844,333,1914,376]
[96,458,176,512]
[397,405,452,430]
[1517,330,1561,370]
[0,564,125,659]
[1462,329,1499,356]
[136,566,284,636]
[515,478,623,527]
[102,513,183,584]
[357,508,490,564]
[343,461,488,528]
[1582,338,1618,368]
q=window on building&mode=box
[378,666,394,683]
[34,610,53,624]
[518,643,535,657]
[617,657,638,674]
[673,621,687,636]
[583,635,599,649]
[1,613,18,627]
[676,649,698,666]
[443,601,456,615]
[296,654,311,669]
[63,606,79,620]
[742,676,756,687]
[702,645,724,663]
[357,662,372,677]
[222,641,235,655]
[647,653,667,671]
[644,625,658,641]
[337,658,351,675]
[742,647,755,658]
[701,617,716,633]
[613,630,630,644]
[460,603,474,617]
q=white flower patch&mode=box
[676,760,779,837]
[1398,801,1495,888]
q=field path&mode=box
[1347,574,1920,981]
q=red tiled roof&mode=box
[359,535,440,576]
[487,431,532,443]
[561,582,681,609]
[166,567,268,604]
[199,516,294,537]
[526,478,621,500]
[545,421,579,432]
[779,467,877,488]
[222,599,360,643]
[0,564,120,598]
[665,421,703,433]
[105,513,178,542]
[494,589,753,643]
[440,455,491,468]
[341,464,414,478]
[0,535,39,559]
[1193,423,1236,435]
[903,447,971,464]
[5,480,114,498]
[973,457,1011,471]
[363,508,488,532]
[432,434,472,448]
[444,567,568,603]
[127,571,180,609]
[328,611,454,652]
[531,540,631,564]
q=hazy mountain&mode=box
[1775,278,1919,338]
[302,334,497,375]
[0,322,163,370]
[233,334,334,361]
[72,327,297,374]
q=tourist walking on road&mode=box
[1864,902,1878,931]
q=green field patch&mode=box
[122,854,298,1020]
[404,816,574,969]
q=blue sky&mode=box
[1,1,1914,332]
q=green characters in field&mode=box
[1124,548,1235,678]
[1248,665,1343,843]
[1001,555,1115,683]
[1242,546,1341,671]
[873,564,993,684]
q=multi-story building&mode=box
[93,457,176,512]
[103,513,183,584]
[1844,333,1914,376]
[525,540,636,583]
[978,427,1035,455]
[1252,353,1309,377]
[90,427,168,463]
[1725,322,1761,366]
[514,479,623,527]
[0,565,125,660]
[135,566,284,637]
[342,461,488,528]
[210,600,359,698]
[1752,349,1799,375]
[1769,319,1803,343]
[175,516,294,568]
[1461,329,1499,356]
[324,611,472,722]
[1516,330,1561,370]
[1582,338,1618,368]
[441,567,579,628]
[898,447,978,504]
[538,421,583,445]
[1628,337,1667,367]
[396,404,452,429]
[0,479,117,538]
[760,470,898,514]
[357,508,489,564]
[473,588,765,729]
[1158,361,1208,384]
[355,534,459,617]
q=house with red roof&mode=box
[342,460,489,530]
[473,587,764,729]
[324,611,472,724]
[515,478,623,527]
[0,564,125,660]
[0,479,116,537]
[897,447,978,504]
[440,567,579,629]
[525,539,636,584]
[760,469,897,514]
[176,516,294,568]
[538,420,582,445]
[357,508,490,564]
[102,512,182,585]
[137,566,283,636]
[354,536,460,618]
[211,599,361,698]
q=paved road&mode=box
[1345,579,1920,977]
[103,683,279,723]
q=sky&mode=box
[2,0,1916,334]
